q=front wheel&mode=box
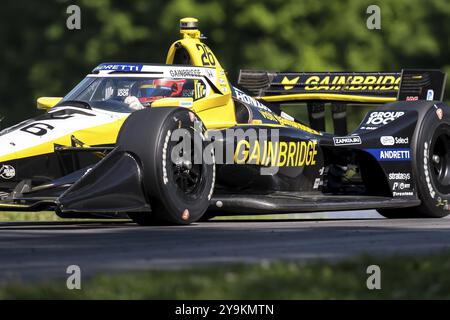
[118,108,215,225]
[378,104,450,219]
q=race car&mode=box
[0,17,448,225]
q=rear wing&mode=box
[238,69,447,104]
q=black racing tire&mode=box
[378,103,450,219]
[118,107,215,225]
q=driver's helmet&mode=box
[136,82,156,105]
[136,79,186,104]
[154,79,186,97]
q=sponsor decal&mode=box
[333,136,362,146]
[365,111,404,126]
[395,137,409,144]
[93,64,143,72]
[303,75,401,91]
[380,136,394,146]
[388,172,411,181]
[169,69,202,78]
[194,81,206,101]
[360,126,377,130]
[424,142,435,198]
[390,171,413,196]
[180,101,193,108]
[0,164,15,179]
[234,140,318,167]
[392,191,414,197]
[380,136,409,146]
[392,181,411,191]
[427,89,434,101]
[282,76,300,90]
[365,148,411,161]
[232,87,271,111]
[406,96,418,101]
[117,88,130,97]
[206,69,215,79]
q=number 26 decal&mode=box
[196,44,216,66]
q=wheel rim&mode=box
[171,138,204,196]
[430,126,450,193]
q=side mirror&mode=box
[37,97,63,110]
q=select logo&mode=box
[380,136,409,146]
[333,136,362,146]
[380,136,395,146]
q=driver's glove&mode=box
[125,96,145,110]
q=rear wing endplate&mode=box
[238,69,446,104]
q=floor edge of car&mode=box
[210,193,420,214]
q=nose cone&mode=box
[0,106,125,162]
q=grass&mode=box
[0,211,61,221]
[2,251,450,299]
[0,211,332,222]
[0,211,131,223]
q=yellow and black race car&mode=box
[0,18,449,225]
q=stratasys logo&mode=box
[0,164,15,179]
[389,172,411,181]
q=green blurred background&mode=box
[0,0,449,128]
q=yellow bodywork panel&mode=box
[0,117,127,162]
[261,93,396,104]
[152,97,194,108]
[195,98,237,129]
[166,18,236,129]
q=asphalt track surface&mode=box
[2,210,450,282]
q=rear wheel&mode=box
[118,108,215,225]
[378,105,450,218]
